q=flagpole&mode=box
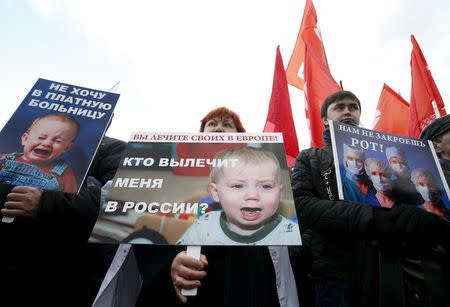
[432,100,441,119]
[108,81,120,93]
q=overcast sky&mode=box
[2,0,449,149]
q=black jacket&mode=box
[135,245,280,307]
[0,136,127,307]
[291,131,373,281]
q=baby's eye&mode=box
[224,123,232,128]
[231,184,243,189]
[207,122,217,127]
[260,184,274,190]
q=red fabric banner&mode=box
[264,46,299,167]
[373,84,409,136]
[303,43,340,148]
[409,35,446,138]
[286,0,329,90]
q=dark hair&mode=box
[320,90,361,119]
[199,107,246,132]
[419,114,450,143]
[434,134,444,143]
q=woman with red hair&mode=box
[173,107,245,177]
[199,107,246,133]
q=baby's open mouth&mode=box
[33,148,51,156]
[240,207,262,221]
[241,207,261,212]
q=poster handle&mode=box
[2,216,14,223]
[181,245,201,296]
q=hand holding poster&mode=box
[330,120,450,219]
[91,132,302,246]
[0,78,119,222]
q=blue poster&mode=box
[330,121,450,219]
[0,78,119,193]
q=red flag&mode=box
[303,43,340,148]
[286,0,329,90]
[409,35,447,138]
[286,0,338,148]
[373,84,409,136]
[264,46,299,167]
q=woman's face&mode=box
[203,117,237,132]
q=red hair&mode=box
[199,107,246,132]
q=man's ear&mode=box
[322,117,329,126]
[433,141,442,154]
[208,183,220,202]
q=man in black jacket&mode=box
[417,114,450,305]
[291,90,449,307]
[0,136,126,307]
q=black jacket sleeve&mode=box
[292,148,373,237]
[85,136,128,186]
[38,186,101,241]
[37,136,127,240]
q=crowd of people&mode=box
[0,91,449,307]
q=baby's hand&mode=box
[170,251,208,303]
[1,186,43,218]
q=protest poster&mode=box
[91,132,302,246]
[0,78,119,194]
[330,120,450,219]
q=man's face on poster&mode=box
[414,175,441,204]
[367,166,392,193]
[345,153,365,176]
[389,156,409,178]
